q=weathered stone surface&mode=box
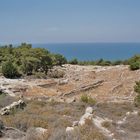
[79,107,93,126]
[66,127,74,133]
[58,79,69,85]
[66,107,93,134]
[0,100,26,115]
[85,106,93,114]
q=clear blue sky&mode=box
[0,0,140,44]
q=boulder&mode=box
[85,107,93,114]
[58,79,69,85]
[66,127,74,133]
[65,97,76,103]
[79,107,93,126]
[35,127,47,135]
[72,121,79,127]
[78,113,93,126]
[66,107,93,134]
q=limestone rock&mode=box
[66,127,74,133]
[58,79,68,85]
[85,107,93,114]
[0,100,26,115]
[79,107,93,126]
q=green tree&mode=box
[20,57,40,75]
[0,43,67,77]
[53,54,67,65]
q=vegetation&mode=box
[2,61,20,78]
[69,58,78,65]
[69,58,126,66]
[0,43,67,78]
[101,121,111,128]
[1,99,85,139]
[130,62,140,70]
[81,94,96,105]
[68,55,140,71]
[128,55,140,70]
[0,43,140,79]
[134,81,140,106]
[52,54,67,66]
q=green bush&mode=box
[81,94,89,103]
[112,60,123,65]
[2,61,20,78]
[53,54,67,66]
[69,58,78,65]
[81,94,96,105]
[134,81,140,106]
[130,61,140,70]
[128,55,140,70]
[88,96,96,105]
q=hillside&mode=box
[0,64,140,140]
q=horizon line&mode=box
[1,42,140,45]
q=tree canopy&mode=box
[0,43,67,78]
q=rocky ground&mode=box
[0,64,140,140]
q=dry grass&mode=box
[0,99,107,140]
[24,128,49,140]
[2,99,140,140]
[0,94,17,108]
[1,100,85,132]
[101,121,111,128]
[66,119,107,140]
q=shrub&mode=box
[2,61,20,78]
[53,54,67,66]
[69,58,78,65]
[112,60,123,65]
[88,96,96,105]
[81,94,96,105]
[81,94,88,103]
[130,61,140,70]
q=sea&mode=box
[33,43,140,61]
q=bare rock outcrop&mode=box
[63,80,104,97]
[66,107,93,133]
[0,100,26,115]
[0,124,47,140]
[79,107,93,126]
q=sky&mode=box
[0,0,140,44]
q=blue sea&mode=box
[33,43,140,61]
